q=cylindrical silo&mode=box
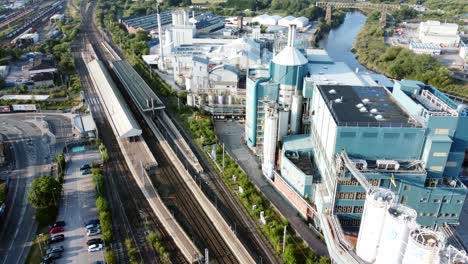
[198,95,205,106]
[186,93,194,107]
[262,103,278,179]
[208,95,214,105]
[402,229,444,264]
[227,95,233,105]
[165,29,172,44]
[290,94,303,134]
[277,108,289,142]
[217,95,224,105]
[356,189,394,263]
[375,204,417,264]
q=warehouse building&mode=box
[418,20,460,47]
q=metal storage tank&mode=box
[262,103,278,179]
[290,94,303,134]
[227,95,233,105]
[186,93,194,107]
[277,108,289,142]
[375,204,417,264]
[217,95,224,105]
[356,188,394,263]
[198,95,205,106]
[402,229,444,264]
[208,95,214,105]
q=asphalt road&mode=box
[0,114,72,264]
[53,150,103,264]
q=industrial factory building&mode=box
[244,24,468,264]
[418,20,461,47]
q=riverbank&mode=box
[311,9,346,46]
[353,11,467,98]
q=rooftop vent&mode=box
[375,114,383,120]
[362,98,370,104]
[334,97,343,103]
[370,108,378,114]
[329,89,336,94]
[359,107,367,112]
[356,103,364,108]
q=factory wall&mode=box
[271,63,306,91]
[311,85,337,161]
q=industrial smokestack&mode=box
[287,24,297,47]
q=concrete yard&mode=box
[54,149,103,264]
[214,120,328,256]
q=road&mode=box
[55,149,103,264]
[0,114,72,264]
[214,120,329,256]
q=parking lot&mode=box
[47,148,103,264]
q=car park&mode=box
[48,221,66,229]
[47,234,64,244]
[87,228,101,236]
[50,226,64,234]
[46,246,64,255]
[80,164,91,171]
[87,238,103,246]
[88,244,103,252]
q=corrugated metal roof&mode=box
[87,59,142,138]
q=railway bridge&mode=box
[315,1,401,27]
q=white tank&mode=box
[402,229,444,264]
[356,189,394,263]
[375,204,417,264]
[217,95,224,105]
[208,95,214,105]
[198,95,205,106]
[290,94,303,134]
[227,95,233,105]
[186,93,194,107]
[277,109,289,142]
[262,103,278,179]
[165,29,172,44]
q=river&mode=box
[318,12,367,72]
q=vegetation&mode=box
[354,11,468,98]
[104,249,116,264]
[147,231,171,264]
[92,167,113,243]
[55,152,66,183]
[28,175,62,225]
[25,225,50,264]
[0,181,6,205]
[125,238,139,264]
[99,143,109,162]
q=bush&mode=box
[99,210,112,242]
[96,196,109,212]
[104,249,116,264]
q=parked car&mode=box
[85,219,100,227]
[85,223,99,230]
[88,244,103,252]
[80,164,91,171]
[50,227,64,234]
[49,221,66,229]
[46,246,64,255]
[87,228,101,236]
[81,168,92,175]
[40,259,55,264]
[43,252,61,260]
[47,234,64,244]
[87,238,103,246]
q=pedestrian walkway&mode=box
[214,120,328,256]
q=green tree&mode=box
[28,176,61,208]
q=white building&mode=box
[252,14,282,26]
[460,40,468,61]
[211,38,261,69]
[291,17,309,28]
[278,16,296,27]
[418,20,460,47]
[409,42,441,55]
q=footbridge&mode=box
[315,1,401,27]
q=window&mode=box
[401,196,407,204]
[420,198,427,203]
[336,192,355,200]
[384,133,399,139]
[356,192,366,200]
[362,132,378,138]
[446,162,457,167]
[442,199,448,203]
[340,132,356,138]
[451,214,457,217]
[335,206,353,214]
[368,179,380,186]
[433,152,448,157]
[457,200,463,204]
[404,185,411,191]
[434,199,441,203]
[354,206,364,213]
[444,213,450,217]
[429,166,443,172]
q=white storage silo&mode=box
[198,95,205,106]
[186,93,194,107]
[227,95,233,105]
[402,229,444,264]
[277,109,289,142]
[356,189,394,263]
[375,204,417,264]
[217,95,224,105]
[208,95,214,105]
[262,103,278,179]
[290,94,303,134]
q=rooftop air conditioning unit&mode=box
[362,98,370,104]
[376,160,400,170]
[353,159,368,170]
[370,108,378,114]
[329,89,336,94]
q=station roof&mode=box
[110,60,165,112]
[317,85,417,127]
[87,60,142,138]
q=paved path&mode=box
[214,120,329,256]
[55,150,103,264]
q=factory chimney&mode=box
[156,3,164,71]
[287,24,297,48]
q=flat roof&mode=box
[307,62,364,86]
[283,135,314,176]
[73,115,96,133]
[110,60,165,112]
[318,85,417,127]
[87,60,142,138]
